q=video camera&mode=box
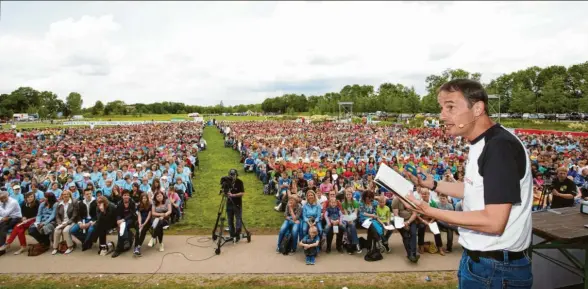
[220,176,234,195]
[219,169,238,195]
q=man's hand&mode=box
[402,193,430,216]
[227,193,234,198]
[406,171,434,189]
[1,217,9,223]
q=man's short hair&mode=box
[438,79,489,115]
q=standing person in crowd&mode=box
[28,192,58,250]
[52,190,79,255]
[0,191,22,255]
[2,192,39,255]
[112,190,137,258]
[134,193,152,257]
[405,79,533,288]
[148,191,171,252]
[226,169,245,243]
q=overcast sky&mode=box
[1,1,587,107]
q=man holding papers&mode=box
[403,79,533,289]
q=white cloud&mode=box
[0,1,587,107]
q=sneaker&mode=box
[159,243,164,252]
[51,249,58,255]
[384,244,391,253]
[99,249,107,256]
[134,246,142,257]
[0,244,7,251]
[64,248,74,255]
[148,238,156,247]
[356,244,363,254]
[276,248,281,254]
[14,248,25,255]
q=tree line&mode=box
[1,61,587,119]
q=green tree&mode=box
[92,101,105,115]
[66,92,83,116]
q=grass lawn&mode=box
[0,272,458,289]
[169,125,283,235]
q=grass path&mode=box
[170,125,282,235]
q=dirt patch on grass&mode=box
[0,272,457,289]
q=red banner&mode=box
[514,128,588,137]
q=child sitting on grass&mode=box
[300,226,320,265]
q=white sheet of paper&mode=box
[119,221,126,237]
[152,218,159,229]
[429,222,440,235]
[384,225,395,231]
[333,225,339,233]
[393,216,405,229]
[374,163,416,208]
[361,218,372,229]
[344,212,357,222]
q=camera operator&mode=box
[550,167,577,209]
[225,169,245,242]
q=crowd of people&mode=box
[222,120,588,264]
[0,123,203,258]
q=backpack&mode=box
[364,248,383,262]
[279,232,291,255]
[27,243,49,257]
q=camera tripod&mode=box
[211,192,251,255]
[536,181,553,211]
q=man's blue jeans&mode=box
[458,250,533,289]
[277,220,299,251]
[70,219,95,245]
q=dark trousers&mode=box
[28,226,51,247]
[438,221,454,251]
[86,220,115,248]
[0,218,20,246]
[366,224,381,251]
[116,220,137,252]
[418,222,443,248]
[135,220,152,247]
[326,224,345,250]
[226,204,242,238]
[152,218,168,243]
[400,222,418,257]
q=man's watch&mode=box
[431,180,438,191]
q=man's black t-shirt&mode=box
[229,178,245,208]
[550,178,577,209]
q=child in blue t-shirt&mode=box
[300,226,320,265]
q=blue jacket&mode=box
[303,203,322,223]
[35,202,57,224]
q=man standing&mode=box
[0,191,22,255]
[406,79,533,289]
[226,169,245,243]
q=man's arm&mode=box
[423,204,511,235]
